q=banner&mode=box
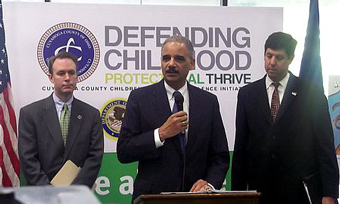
[328,76,340,158]
[3,3,282,203]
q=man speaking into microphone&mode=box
[117,35,230,202]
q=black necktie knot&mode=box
[272,82,280,89]
[173,91,183,101]
[173,91,184,112]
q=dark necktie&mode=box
[270,83,280,122]
[172,91,186,152]
[60,104,70,146]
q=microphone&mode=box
[174,91,184,112]
[174,91,185,135]
[173,91,186,191]
[174,91,185,134]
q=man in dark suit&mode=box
[117,35,230,202]
[19,51,104,188]
[232,32,339,204]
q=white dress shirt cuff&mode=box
[207,183,216,190]
[154,128,164,148]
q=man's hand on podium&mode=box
[322,197,337,204]
[190,179,213,192]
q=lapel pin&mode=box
[292,92,297,96]
[77,115,82,120]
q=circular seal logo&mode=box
[101,98,127,140]
[37,22,100,82]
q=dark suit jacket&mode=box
[18,94,104,188]
[117,80,230,201]
[232,74,339,204]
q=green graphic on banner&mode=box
[95,153,137,204]
[95,152,232,204]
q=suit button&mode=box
[272,134,277,139]
[271,154,276,159]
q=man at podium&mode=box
[117,35,230,202]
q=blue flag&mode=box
[299,0,323,91]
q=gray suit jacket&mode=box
[19,94,104,188]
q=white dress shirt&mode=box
[52,93,73,123]
[266,73,290,107]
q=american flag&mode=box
[0,0,20,187]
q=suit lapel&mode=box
[185,84,201,153]
[64,98,83,159]
[276,74,298,122]
[152,80,172,123]
[153,80,183,154]
[43,95,65,153]
[255,77,274,125]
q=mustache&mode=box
[166,67,179,74]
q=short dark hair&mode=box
[48,51,78,74]
[161,35,195,60]
[265,32,297,58]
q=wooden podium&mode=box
[134,192,261,204]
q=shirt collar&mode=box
[164,81,188,101]
[266,72,290,90]
[53,92,74,108]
